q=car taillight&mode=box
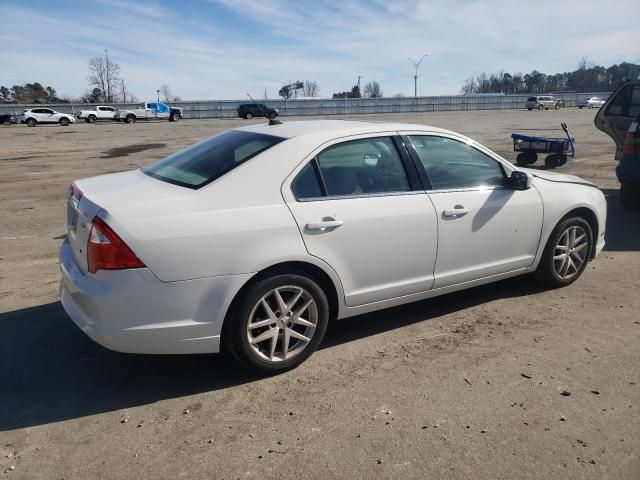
[623,123,638,155]
[87,217,145,274]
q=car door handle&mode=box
[306,219,343,230]
[443,207,470,217]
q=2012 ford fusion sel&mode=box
[59,120,606,373]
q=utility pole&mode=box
[157,89,160,102]
[105,49,110,102]
[121,79,126,103]
[408,53,428,97]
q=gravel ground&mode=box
[1,108,638,479]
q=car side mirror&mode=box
[509,171,532,190]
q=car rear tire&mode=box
[554,103,560,110]
[88,115,96,124]
[268,112,277,120]
[534,216,593,288]
[26,118,37,127]
[527,108,532,111]
[59,117,70,126]
[126,115,136,124]
[245,113,253,119]
[620,182,640,210]
[169,113,181,122]
[223,273,330,374]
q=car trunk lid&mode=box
[66,169,191,274]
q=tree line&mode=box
[461,60,640,95]
[1,51,181,104]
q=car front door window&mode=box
[407,135,505,190]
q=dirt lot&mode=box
[1,109,638,479]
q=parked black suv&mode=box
[595,80,640,209]
[237,103,278,120]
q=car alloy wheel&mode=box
[552,225,589,280]
[246,286,318,362]
[245,113,253,119]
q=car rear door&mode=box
[595,81,640,158]
[283,134,438,307]
[401,133,543,288]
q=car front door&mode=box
[595,81,640,158]
[284,134,438,307]
[402,134,543,289]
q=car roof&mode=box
[234,119,455,139]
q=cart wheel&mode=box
[558,155,567,166]
[516,152,538,166]
[545,154,563,169]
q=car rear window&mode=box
[143,130,285,189]
[527,97,537,101]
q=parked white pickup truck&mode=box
[76,106,117,123]
[114,102,183,123]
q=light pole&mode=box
[408,53,428,97]
[157,89,160,102]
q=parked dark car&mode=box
[237,103,278,120]
[0,114,18,125]
[595,80,640,209]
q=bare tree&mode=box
[159,84,182,102]
[363,81,383,98]
[303,80,320,97]
[88,53,120,102]
[460,77,477,94]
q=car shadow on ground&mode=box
[1,189,636,432]
[601,188,640,251]
[0,277,545,432]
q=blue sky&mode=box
[1,0,638,100]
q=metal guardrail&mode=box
[0,93,610,119]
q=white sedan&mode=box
[577,97,606,109]
[59,120,607,373]
[22,108,75,127]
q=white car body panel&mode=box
[427,186,543,288]
[59,120,607,355]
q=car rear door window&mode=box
[291,137,412,200]
[407,135,505,190]
[317,137,410,197]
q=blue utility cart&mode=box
[512,123,575,168]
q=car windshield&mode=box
[143,130,285,189]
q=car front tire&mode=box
[245,113,253,120]
[534,216,593,288]
[59,117,70,126]
[223,273,330,374]
[538,104,544,110]
[26,118,37,127]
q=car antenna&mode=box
[246,93,283,125]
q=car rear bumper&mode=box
[59,239,251,354]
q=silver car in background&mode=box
[525,96,563,110]
[578,96,606,109]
